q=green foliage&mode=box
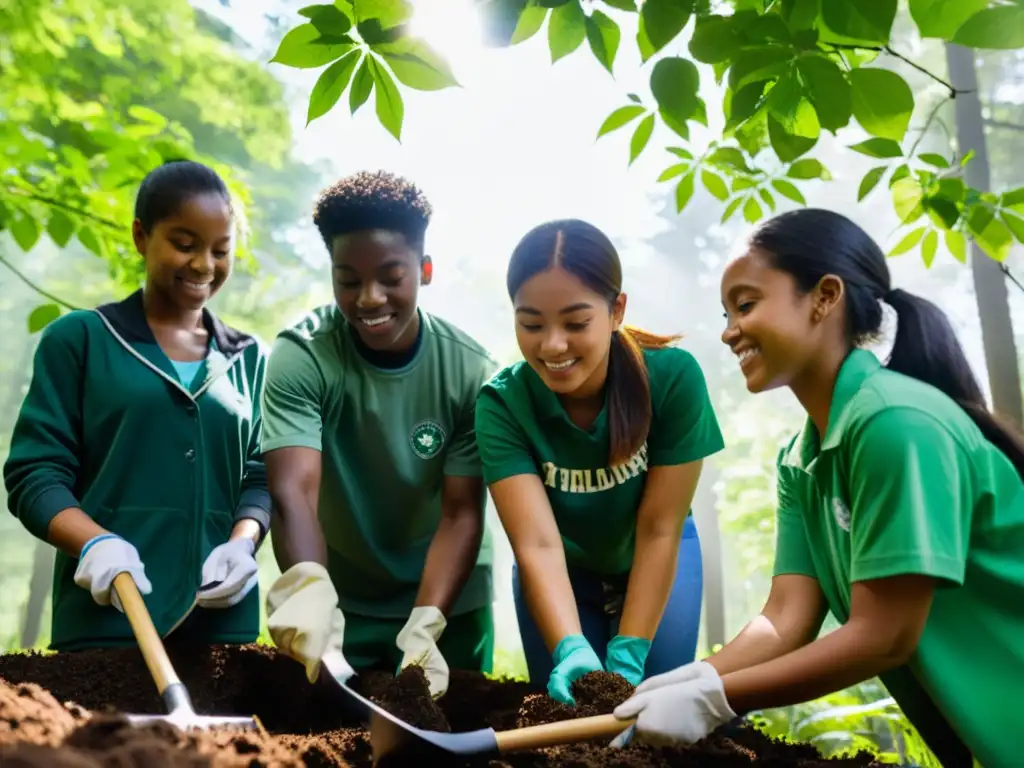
[277,0,1024,270]
[0,0,319,333]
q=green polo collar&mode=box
[523,363,609,434]
[781,348,881,472]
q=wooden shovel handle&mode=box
[494,713,637,753]
[113,572,181,696]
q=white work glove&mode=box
[610,660,735,747]
[196,538,259,609]
[396,606,449,699]
[74,533,152,612]
[266,562,352,684]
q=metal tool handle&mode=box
[113,571,183,696]
[494,713,637,752]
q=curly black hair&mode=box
[313,170,433,252]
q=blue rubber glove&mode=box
[605,635,651,686]
[548,634,604,705]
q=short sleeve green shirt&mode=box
[772,348,1024,768]
[260,305,499,618]
[476,346,724,575]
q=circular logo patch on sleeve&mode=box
[410,419,446,460]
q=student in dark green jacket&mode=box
[3,160,270,651]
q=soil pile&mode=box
[0,643,886,767]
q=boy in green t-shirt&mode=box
[259,171,498,698]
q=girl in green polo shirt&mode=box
[476,218,725,705]
[3,160,270,650]
[613,208,1024,768]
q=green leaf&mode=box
[743,196,764,223]
[925,196,960,229]
[850,167,883,203]
[945,230,966,263]
[1002,210,1024,244]
[659,110,690,140]
[510,4,548,44]
[667,147,694,160]
[349,56,374,113]
[650,57,700,126]
[702,169,729,201]
[849,137,903,158]
[675,172,696,213]
[301,4,353,35]
[707,146,752,173]
[602,0,637,9]
[721,196,744,223]
[367,55,404,141]
[597,105,646,137]
[306,49,362,124]
[77,226,105,258]
[630,113,656,164]
[849,68,914,142]
[767,73,820,139]
[352,0,411,26]
[537,0,572,6]
[689,15,741,63]
[271,23,353,68]
[585,9,620,73]
[784,0,820,31]
[909,0,986,39]
[760,188,777,212]
[796,55,852,133]
[549,0,587,61]
[627,93,642,104]
[376,39,459,90]
[888,226,926,257]
[46,210,75,248]
[772,178,806,204]
[728,46,791,91]
[917,152,950,169]
[640,0,694,54]
[953,6,1024,50]
[921,229,938,267]
[27,303,62,334]
[892,178,924,222]
[969,207,1013,261]
[768,114,817,162]
[787,158,830,180]
[658,163,690,182]
[889,163,911,187]
[636,15,658,62]
[1000,187,1024,208]
[11,212,40,251]
[725,83,768,130]
[821,0,896,44]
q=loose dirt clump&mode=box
[0,643,889,767]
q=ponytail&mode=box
[606,326,681,466]
[886,288,1024,478]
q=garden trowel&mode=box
[113,572,258,732]
[321,653,636,766]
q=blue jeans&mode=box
[512,514,703,685]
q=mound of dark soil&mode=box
[0,642,885,767]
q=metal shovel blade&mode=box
[126,712,259,731]
[319,655,499,764]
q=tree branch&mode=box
[0,254,81,311]
[2,187,122,232]
[1002,265,1024,298]
[823,44,961,98]
[909,97,951,157]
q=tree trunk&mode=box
[945,43,1023,426]
[693,464,726,652]
[20,539,53,649]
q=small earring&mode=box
[422,260,433,282]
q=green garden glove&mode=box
[548,634,603,705]
[605,635,652,686]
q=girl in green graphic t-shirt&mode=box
[475,219,725,705]
[613,209,1024,768]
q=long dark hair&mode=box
[751,208,1024,477]
[134,160,232,233]
[507,219,680,466]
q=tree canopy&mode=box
[271,0,1024,268]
